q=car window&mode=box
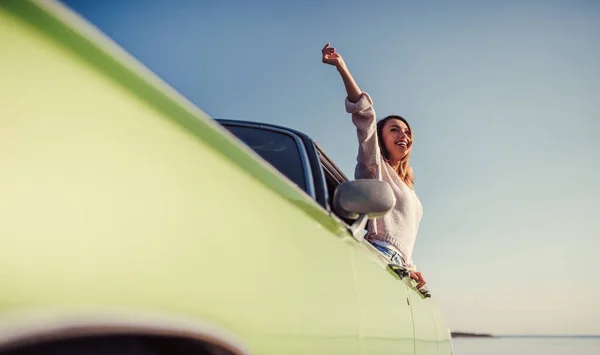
[222,124,308,193]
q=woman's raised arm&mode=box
[321,43,362,103]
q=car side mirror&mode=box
[332,179,396,240]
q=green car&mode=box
[0,1,453,354]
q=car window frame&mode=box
[310,142,377,242]
[216,119,365,235]
[217,121,317,200]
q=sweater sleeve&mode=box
[345,92,381,180]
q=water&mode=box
[452,336,600,355]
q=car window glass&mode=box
[223,125,308,193]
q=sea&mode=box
[452,336,600,355]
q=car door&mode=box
[313,143,415,355]
[352,240,416,355]
[218,121,361,355]
[405,278,440,355]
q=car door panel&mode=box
[405,279,440,355]
[352,241,415,355]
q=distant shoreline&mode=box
[500,335,600,339]
[451,332,599,339]
[451,332,494,338]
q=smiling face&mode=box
[379,117,412,163]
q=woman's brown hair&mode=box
[376,115,415,188]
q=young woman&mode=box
[321,43,426,289]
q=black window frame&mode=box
[215,119,359,228]
[217,120,317,200]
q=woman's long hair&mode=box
[376,115,415,189]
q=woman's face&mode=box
[381,118,412,161]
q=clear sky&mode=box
[60,0,600,335]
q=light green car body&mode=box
[0,1,453,354]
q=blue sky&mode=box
[61,0,599,335]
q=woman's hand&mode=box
[321,42,361,102]
[322,43,345,69]
[410,271,427,290]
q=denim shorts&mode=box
[369,241,405,266]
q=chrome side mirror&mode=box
[332,179,395,240]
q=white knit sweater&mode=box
[345,92,423,270]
